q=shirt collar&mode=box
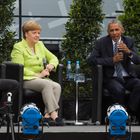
[112,37,121,45]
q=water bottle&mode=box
[75,60,80,81]
[66,60,72,80]
[75,60,80,74]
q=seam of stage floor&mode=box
[0,125,140,133]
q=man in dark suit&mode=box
[88,19,140,118]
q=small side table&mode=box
[63,73,92,125]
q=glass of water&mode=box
[74,73,85,83]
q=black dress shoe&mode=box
[131,116,139,126]
[55,117,64,126]
[43,117,55,126]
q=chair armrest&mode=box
[92,64,103,124]
[132,64,140,78]
[96,65,103,123]
[3,61,23,81]
[0,64,6,78]
[58,64,63,87]
[50,63,63,86]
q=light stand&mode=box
[105,104,132,140]
[19,103,43,140]
[0,92,15,140]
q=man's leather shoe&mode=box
[55,117,64,126]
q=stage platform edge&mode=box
[0,125,140,140]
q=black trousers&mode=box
[104,77,140,113]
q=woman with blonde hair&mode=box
[11,19,63,126]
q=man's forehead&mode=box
[109,23,120,28]
[109,24,121,30]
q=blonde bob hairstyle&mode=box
[22,20,41,39]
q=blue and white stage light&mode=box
[20,103,43,136]
[107,104,128,136]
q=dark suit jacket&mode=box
[87,35,140,80]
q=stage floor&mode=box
[0,125,140,140]
[0,125,140,133]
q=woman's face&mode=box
[25,30,41,44]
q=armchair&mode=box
[22,63,63,115]
[0,64,6,100]
[92,64,140,125]
[3,61,63,122]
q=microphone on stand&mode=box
[43,58,47,69]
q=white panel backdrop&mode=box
[12,0,123,39]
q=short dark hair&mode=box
[107,19,125,34]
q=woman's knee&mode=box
[55,83,61,92]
